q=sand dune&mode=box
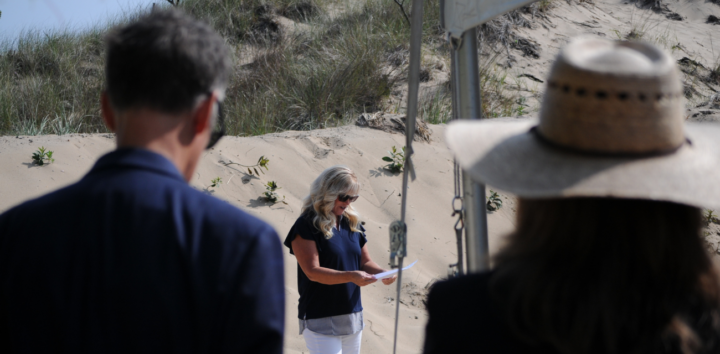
[3,0,720,352]
[0,124,518,353]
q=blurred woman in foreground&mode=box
[424,37,720,354]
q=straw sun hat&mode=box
[446,37,720,209]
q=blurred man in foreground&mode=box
[0,8,284,353]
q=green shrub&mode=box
[32,146,55,165]
[486,190,503,211]
[382,146,405,173]
[261,181,287,204]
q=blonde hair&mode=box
[301,165,361,239]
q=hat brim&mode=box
[446,118,720,210]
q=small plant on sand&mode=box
[261,181,287,205]
[515,97,528,116]
[210,177,222,188]
[221,156,270,177]
[624,9,659,42]
[32,146,55,166]
[382,146,406,173]
[710,59,720,85]
[486,190,503,211]
[704,210,718,224]
[536,0,555,13]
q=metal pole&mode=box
[448,47,466,277]
[463,174,489,271]
[391,1,423,353]
[454,28,490,272]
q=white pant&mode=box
[302,329,363,354]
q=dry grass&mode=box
[0,0,536,135]
[711,37,720,85]
[0,28,113,135]
[214,0,445,135]
[0,0,446,136]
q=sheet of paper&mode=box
[373,260,418,280]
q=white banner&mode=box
[443,0,538,38]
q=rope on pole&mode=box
[390,0,424,353]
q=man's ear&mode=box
[101,91,117,132]
[192,92,216,135]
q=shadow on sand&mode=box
[368,168,398,178]
[246,197,294,212]
[22,162,41,169]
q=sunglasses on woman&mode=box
[338,194,359,203]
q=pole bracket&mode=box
[389,220,407,269]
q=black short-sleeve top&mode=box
[284,212,368,320]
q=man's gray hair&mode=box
[105,8,231,113]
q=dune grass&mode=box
[0,28,108,135]
[712,61,720,85]
[0,0,528,136]
[183,0,448,135]
[711,37,720,86]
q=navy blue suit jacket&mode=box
[0,148,285,354]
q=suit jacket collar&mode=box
[88,148,185,182]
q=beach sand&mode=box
[3,124,720,353]
[0,124,518,353]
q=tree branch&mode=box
[393,0,411,27]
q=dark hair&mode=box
[105,8,230,113]
[492,198,720,354]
